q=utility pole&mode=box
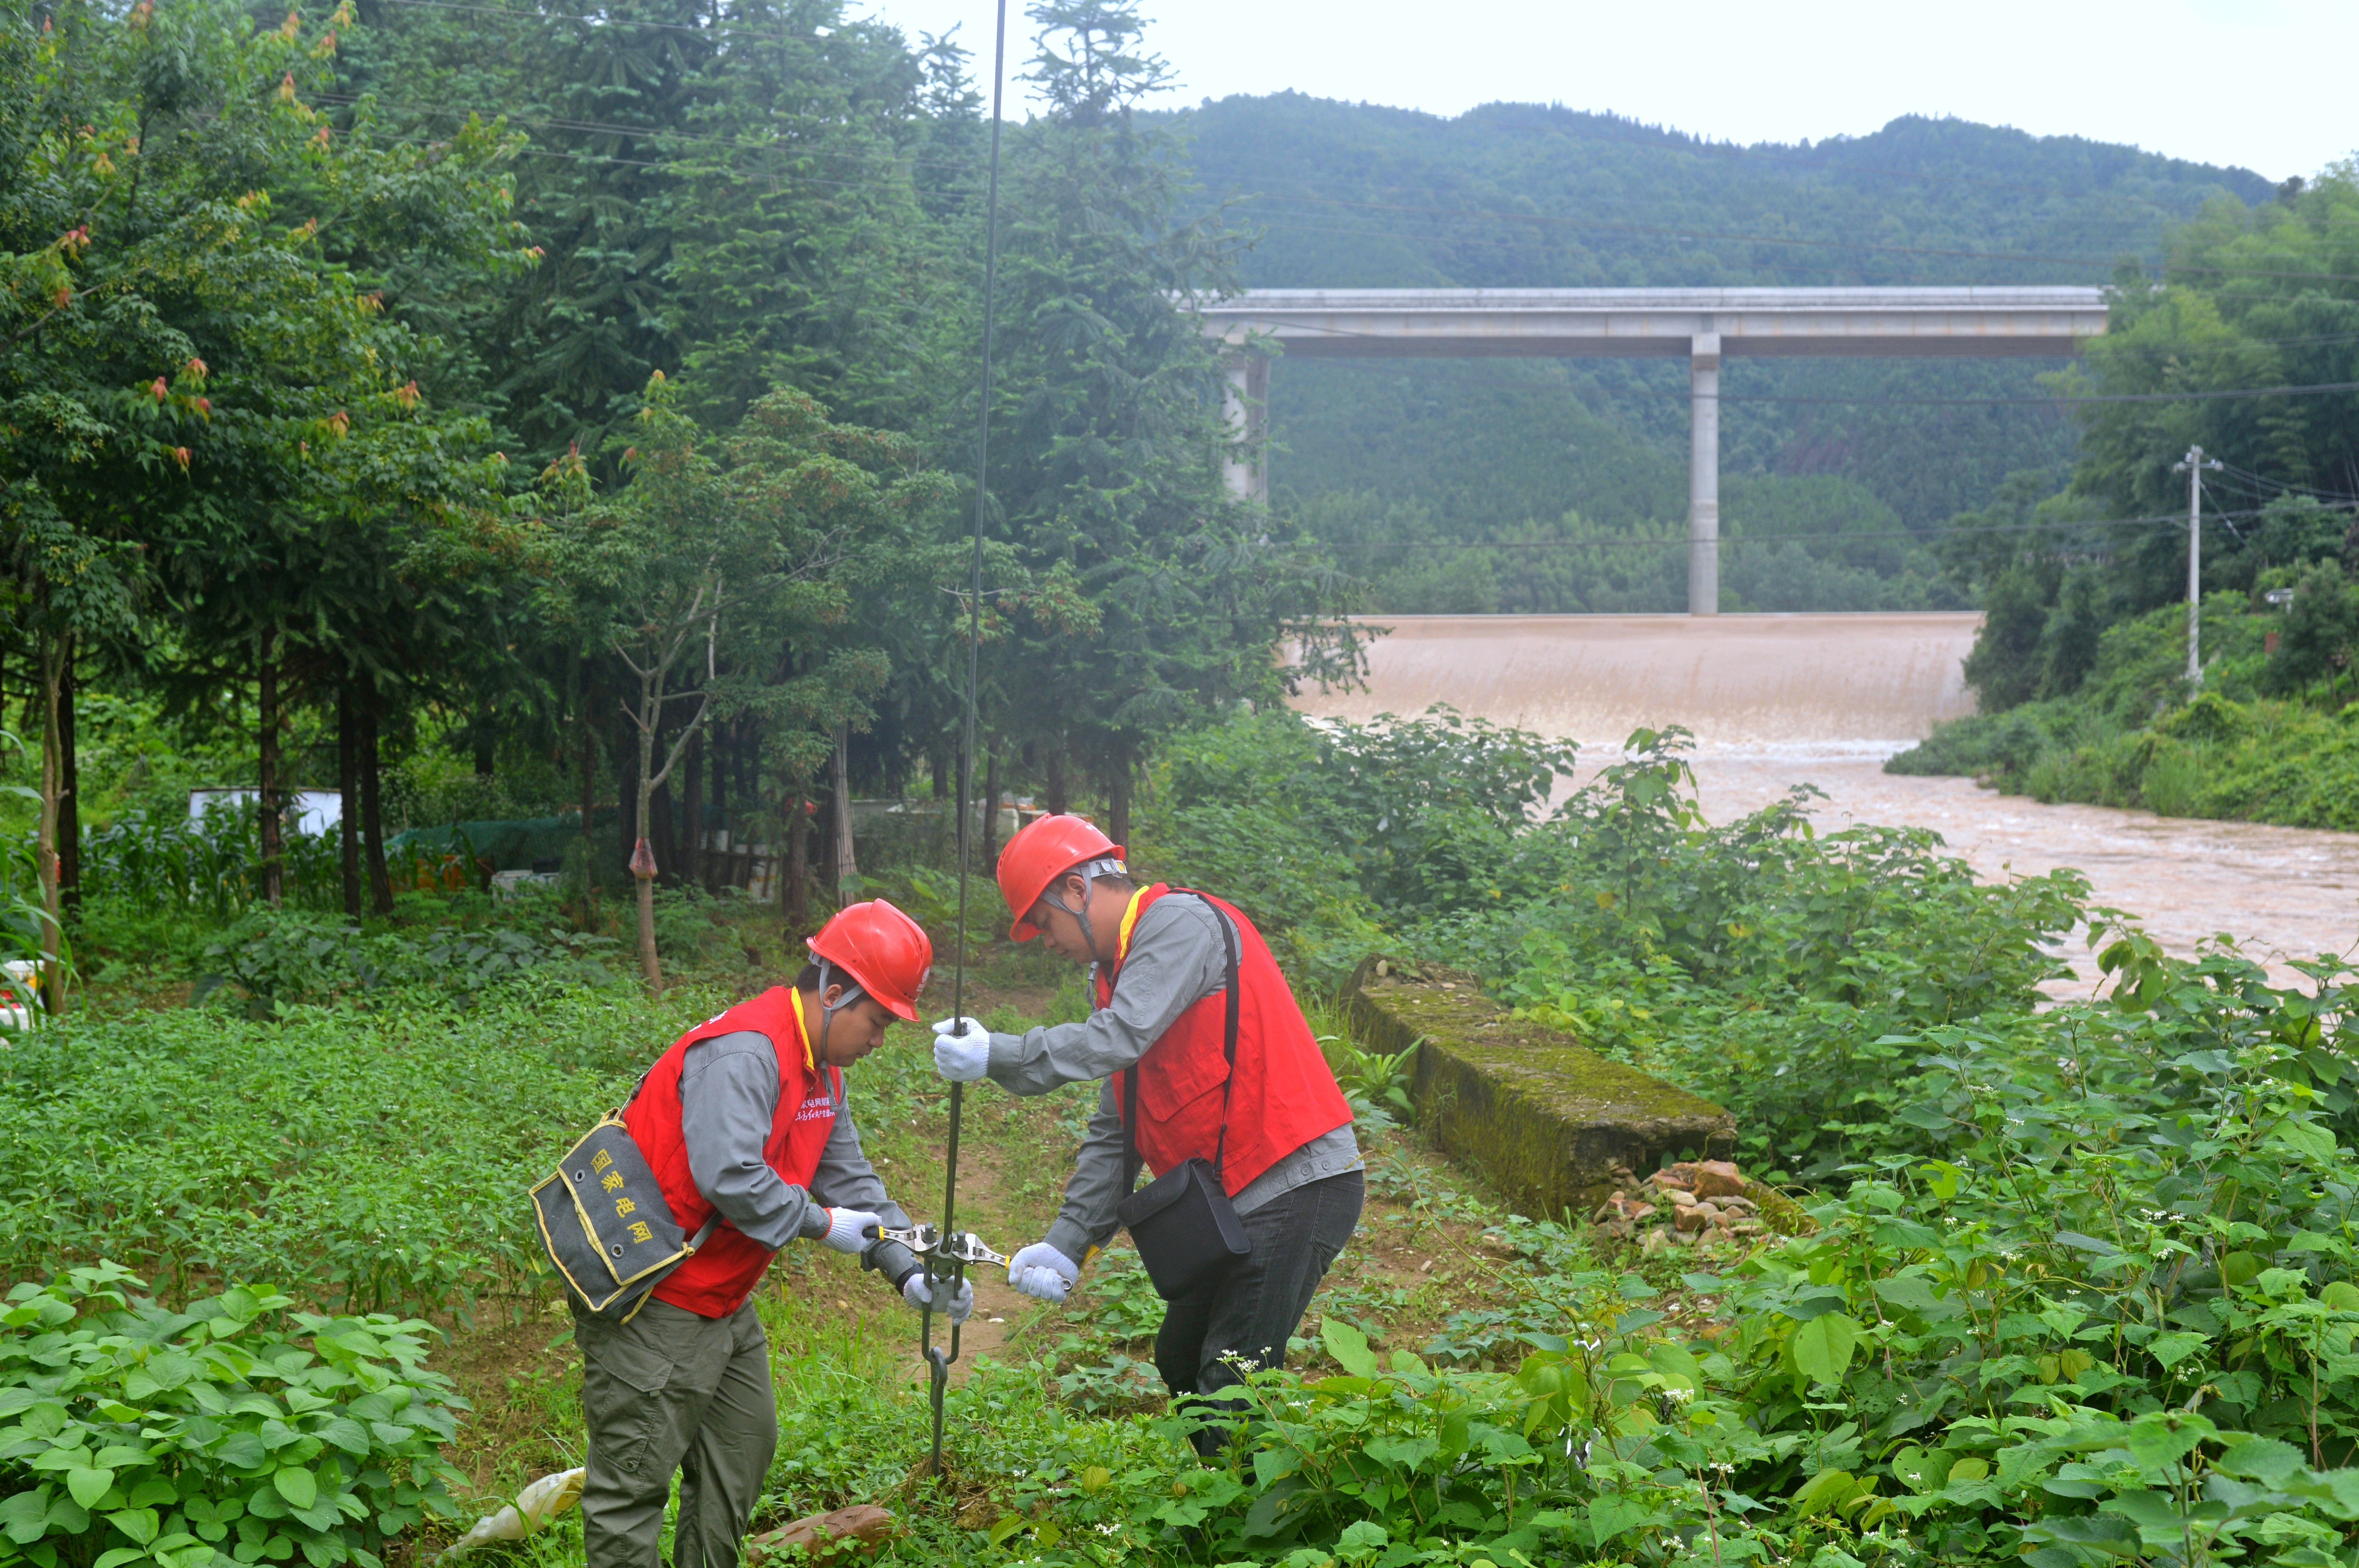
[2171,445,2223,687]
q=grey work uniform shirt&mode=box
[676,1028,920,1286]
[982,891,1361,1264]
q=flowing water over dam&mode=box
[1293,613,2359,996]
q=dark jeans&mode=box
[1154,1168,1364,1453]
[575,1298,776,1568]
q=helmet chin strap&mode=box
[1039,857,1125,967]
[812,960,865,1068]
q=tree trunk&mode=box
[615,712,640,881]
[682,724,704,894]
[651,709,679,890]
[783,787,810,934]
[631,667,667,998]
[1107,750,1132,853]
[580,708,598,840]
[360,703,394,916]
[981,748,1001,871]
[1044,743,1069,816]
[473,718,494,779]
[57,646,78,918]
[36,628,66,1013]
[258,646,283,909]
[708,722,729,893]
[830,722,857,898]
[338,687,361,918]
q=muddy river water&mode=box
[1295,613,2359,999]
[1677,751,2359,1000]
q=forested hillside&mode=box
[1171,95,2275,611]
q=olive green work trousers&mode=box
[574,1298,776,1568]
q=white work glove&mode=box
[1007,1241,1079,1303]
[818,1208,881,1255]
[931,1016,990,1082]
[902,1270,974,1324]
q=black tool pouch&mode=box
[1113,898,1251,1300]
[530,1112,719,1324]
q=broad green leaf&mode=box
[1588,1494,1652,1545]
[2321,1281,2359,1312]
[2272,1119,2337,1163]
[1874,1277,1965,1322]
[67,1468,114,1510]
[1362,1435,1437,1471]
[1791,1469,1857,1517]
[311,1419,370,1457]
[106,1510,159,1547]
[212,1433,268,1471]
[2147,1332,2208,1370]
[271,1468,316,1511]
[1319,1318,1381,1381]
[1791,1313,1861,1387]
[2123,1416,2207,1476]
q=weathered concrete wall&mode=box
[1347,962,1733,1218]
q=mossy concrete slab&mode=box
[1347,962,1734,1218]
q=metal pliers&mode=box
[864,1221,1008,1270]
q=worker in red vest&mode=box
[932,815,1362,1454]
[580,899,964,1568]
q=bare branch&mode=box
[644,691,711,794]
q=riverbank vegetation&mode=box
[1889,166,2359,826]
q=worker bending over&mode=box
[932,815,1361,1453]
[579,900,967,1568]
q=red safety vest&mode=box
[1102,885,1353,1195]
[624,987,841,1318]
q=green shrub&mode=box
[193,910,620,1009]
[0,979,691,1314]
[0,1264,465,1568]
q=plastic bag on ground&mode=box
[437,1467,584,1561]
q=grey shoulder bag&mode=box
[1112,894,1251,1300]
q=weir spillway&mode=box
[1293,611,1981,755]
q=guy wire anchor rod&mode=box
[921,0,1007,1483]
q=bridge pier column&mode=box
[1688,332,1720,616]
[1221,352,1269,505]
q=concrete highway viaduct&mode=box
[1195,287,2109,615]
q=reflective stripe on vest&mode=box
[1100,885,1353,1194]
[623,986,840,1318]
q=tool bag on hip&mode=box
[1113,898,1251,1300]
[530,1112,718,1323]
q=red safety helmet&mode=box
[807,898,932,1021]
[997,814,1123,942]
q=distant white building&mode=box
[188,788,344,837]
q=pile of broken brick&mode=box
[1592,1158,1767,1254]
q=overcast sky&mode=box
[856,0,2355,183]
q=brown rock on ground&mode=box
[745,1506,898,1564]
[1692,1160,1746,1199]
